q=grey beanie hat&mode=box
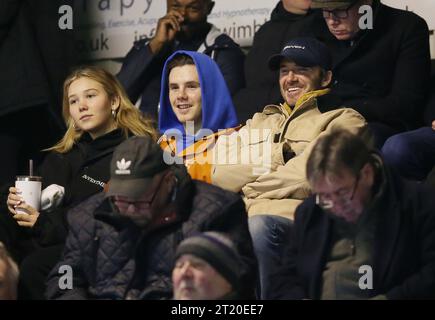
[175,232,243,291]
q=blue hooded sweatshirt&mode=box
[159,50,238,153]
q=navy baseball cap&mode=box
[268,37,332,71]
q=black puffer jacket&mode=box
[45,165,257,300]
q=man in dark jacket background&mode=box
[117,0,245,119]
[271,129,435,299]
[46,136,257,300]
[310,0,431,148]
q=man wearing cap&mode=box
[172,232,246,300]
[233,0,318,123]
[45,136,257,300]
[212,37,369,299]
[310,0,431,148]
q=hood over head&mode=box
[159,50,238,150]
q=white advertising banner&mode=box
[382,0,435,58]
[73,0,276,60]
[383,0,435,29]
[73,0,435,61]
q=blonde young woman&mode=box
[3,66,157,299]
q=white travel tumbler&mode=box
[15,176,42,214]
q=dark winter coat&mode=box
[313,0,431,131]
[46,165,257,300]
[270,158,435,299]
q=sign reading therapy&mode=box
[72,0,435,60]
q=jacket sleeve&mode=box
[44,194,106,300]
[203,195,258,299]
[423,81,435,126]
[31,152,72,246]
[212,36,245,96]
[242,109,369,201]
[346,17,430,128]
[0,0,21,45]
[116,39,156,104]
[32,208,69,246]
[45,209,89,300]
[385,191,435,299]
[211,114,280,192]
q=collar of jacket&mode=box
[95,192,185,233]
[159,126,242,157]
[350,0,381,43]
[77,129,128,164]
[199,24,239,56]
[93,199,177,237]
[371,156,408,288]
[371,0,382,25]
[332,152,389,228]
[367,151,398,213]
[94,196,136,230]
[294,88,331,111]
[362,151,404,287]
[263,88,331,117]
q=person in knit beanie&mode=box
[172,232,245,300]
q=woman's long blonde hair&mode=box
[47,66,157,153]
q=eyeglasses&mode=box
[112,197,152,212]
[322,0,359,20]
[315,174,360,210]
[111,175,165,212]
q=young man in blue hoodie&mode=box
[158,50,240,183]
[117,0,245,120]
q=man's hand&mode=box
[432,120,435,131]
[149,11,184,54]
